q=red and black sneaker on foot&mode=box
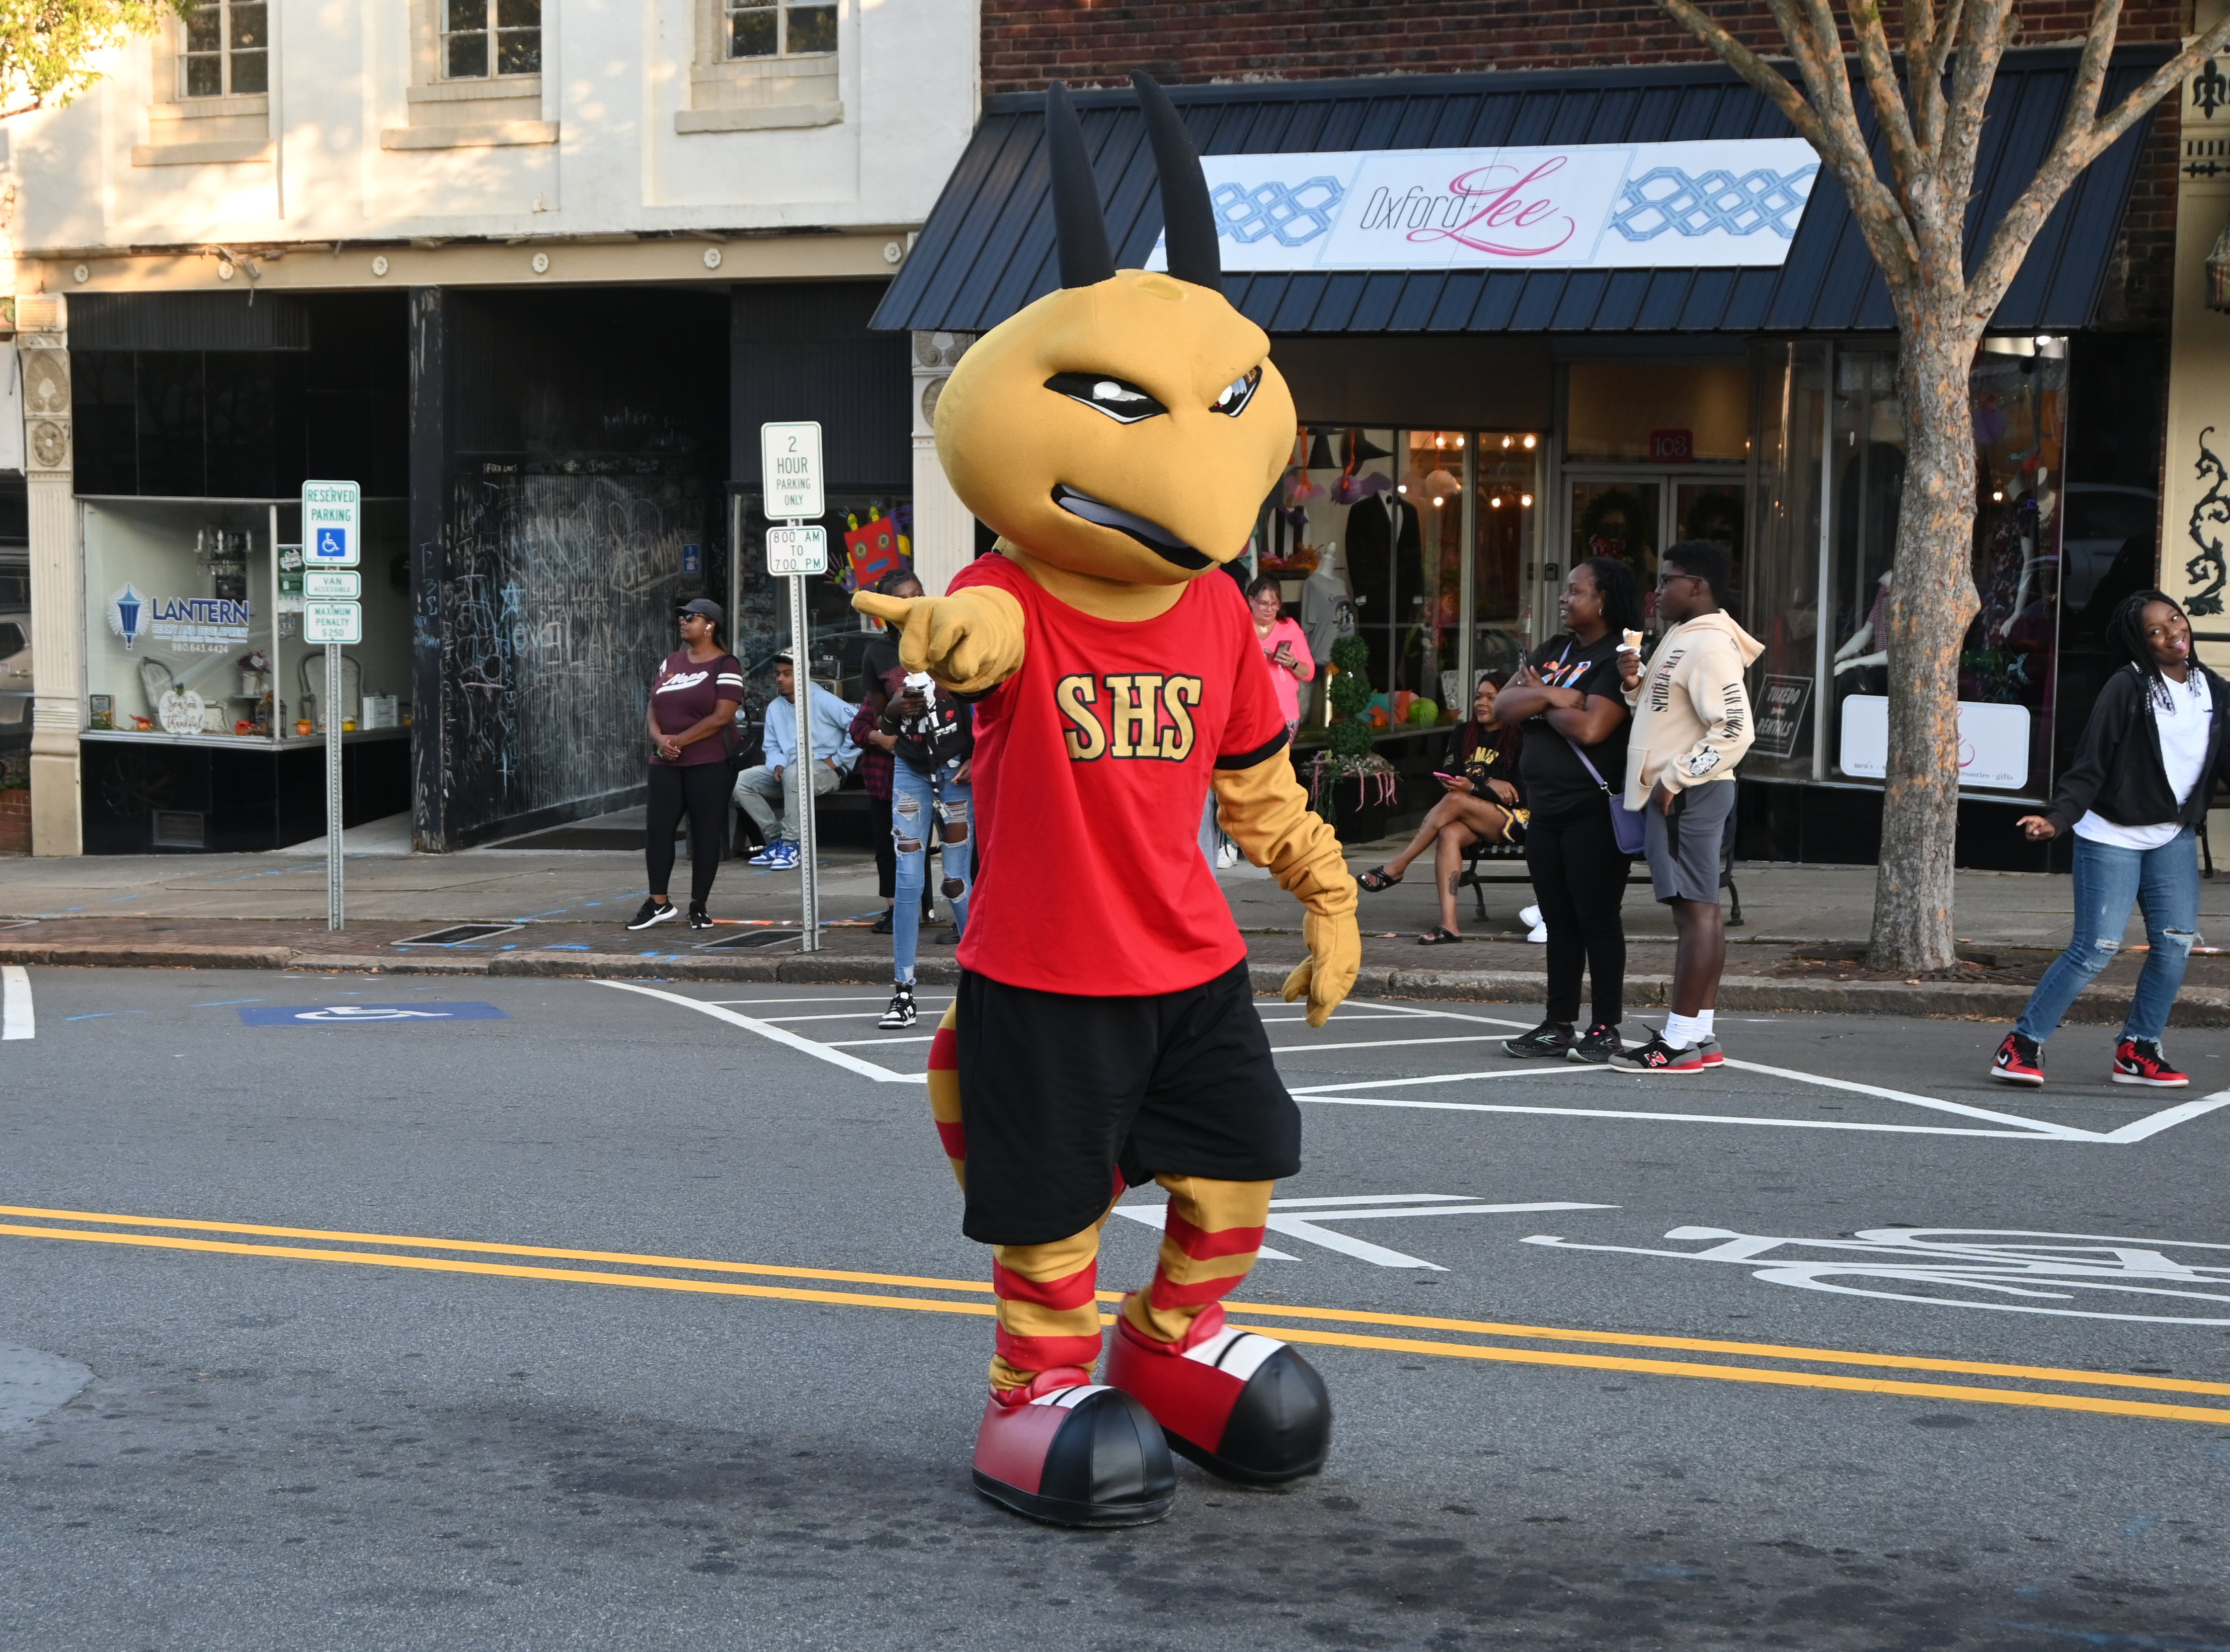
[1610,1033,1705,1072]
[970,1366,1175,1528]
[1697,1036,1724,1067]
[2112,1038,2189,1088]
[1989,1031,2044,1086]
[1104,1304,1331,1486]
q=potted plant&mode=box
[1306,634,1397,844]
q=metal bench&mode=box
[1455,826,1744,925]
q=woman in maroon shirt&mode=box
[630,598,744,932]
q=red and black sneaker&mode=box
[1104,1303,1331,1486]
[1697,1036,1724,1068]
[1610,1033,1705,1072]
[971,1366,1175,1527]
[1989,1031,2044,1086]
[2112,1038,2189,1088]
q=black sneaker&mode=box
[1503,1021,1575,1059]
[1565,1022,1624,1064]
[627,898,678,931]
[1609,1033,1703,1072]
[687,902,712,931]
[871,907,895,935]
[879,985,917,1029]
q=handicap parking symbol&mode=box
[239,1002,510,1025]
[314,527,348,559]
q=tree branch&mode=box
[1655,0,1839,152]
[1847,0,1927,204]
[1936,0,2017,278]
[1968,5,2230,321]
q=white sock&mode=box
[1696,1010,1715,1040]
[1661,1012,1702,1049]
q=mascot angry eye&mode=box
[930,73,1297,588]
[1046,373,1167,424]
[1211,368,1262,418]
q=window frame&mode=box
[722,0,838,63]
[177,0,269,100]
[439,0,542,84]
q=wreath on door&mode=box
[1576,487,1654,575]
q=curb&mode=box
[10,940,2229,1026]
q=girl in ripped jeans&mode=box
[879,672,974,1030]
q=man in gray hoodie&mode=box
[1611,540,1762,1072]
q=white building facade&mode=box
[5,0,981,854]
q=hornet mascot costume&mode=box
[855,72,1362,1528]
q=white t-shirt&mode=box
[2074,671,2212,851]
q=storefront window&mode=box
[83,497,411,746]
[1819,339,2067,800]
[735,490,911,718]
[1742,341,1829,780]
[1565,359,1751,629]
[1472,433,1540,683]
[1260,427,1404,700]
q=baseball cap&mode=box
[771,648,795,666]
[677,598,724,626]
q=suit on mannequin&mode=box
[1341,490,1419,693]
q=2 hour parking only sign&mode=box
[303,480,361,566]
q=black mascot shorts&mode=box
[955,959,1301,1247]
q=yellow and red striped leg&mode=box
[926,1002,965,1189]
[1106,1175,1330,1485]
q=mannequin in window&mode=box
[1834,569,1892,677]
[1343,486,1419,694]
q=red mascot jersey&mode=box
[949,552,1290,997]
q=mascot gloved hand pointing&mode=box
[854,72,1361,1528]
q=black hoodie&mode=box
[2042,662,2230,835]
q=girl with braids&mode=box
[1992,591,2230,1088]
[1491,556,1645,1063]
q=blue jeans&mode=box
[2014,828,2200,1045]
[893,760,972,985]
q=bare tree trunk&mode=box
[1867,322,1982,974]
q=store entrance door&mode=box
[1566,470,1744,628]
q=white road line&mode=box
[2,966,31,1040]
[822,1035,937,1047]
[593,981,925,1083]
[704,996,954,1007]
[1268,1034,1511,1056]
[1715,1056,2082,1138]
[1287,1068,1591,1095]
[753,1012,928,1025]
[2099,1089,2230,1143]
[1294,1093,2082,1138]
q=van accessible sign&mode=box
[1148,140,1820,273]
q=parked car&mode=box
[2057,484,2158,611]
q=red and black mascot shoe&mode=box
[1105,1304,1331,1485]
[971,1367,1177,1528]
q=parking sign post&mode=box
[302,481,362,930]
[759,425,826,951]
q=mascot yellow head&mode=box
[934,73,1298,588]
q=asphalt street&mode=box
[5,965,2230,1650]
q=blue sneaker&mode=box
[746,841,781,867]
[764,840,800,870]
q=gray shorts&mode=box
[1644,778,1735,904]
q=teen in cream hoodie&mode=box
[1620,609,1764,808]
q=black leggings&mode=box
[1524,800,1629,1029]
[646,762,730,906]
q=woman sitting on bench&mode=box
[1356,674,1528,944]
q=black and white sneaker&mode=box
[1502,1021,1575,1059]
[627,898,678,931]
[687,902,712,931]
[1564,1022,1624,1065]
[879,985,918,1029]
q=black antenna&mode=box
[1132,70,1220,290]
[1046,81,1115,289]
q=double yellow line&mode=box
[7,1201,2228,1427]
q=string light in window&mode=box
[1521,493,1533,506]
[1522,434,1537,449]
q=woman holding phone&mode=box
[1356,674,1525,943]
[1249,573,1315,736]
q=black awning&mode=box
[875,49,2166,338]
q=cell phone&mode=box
[1432,771,1462,783]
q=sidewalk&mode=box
[4,818,2227,1026]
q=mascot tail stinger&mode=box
[854,70,1362,1528]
